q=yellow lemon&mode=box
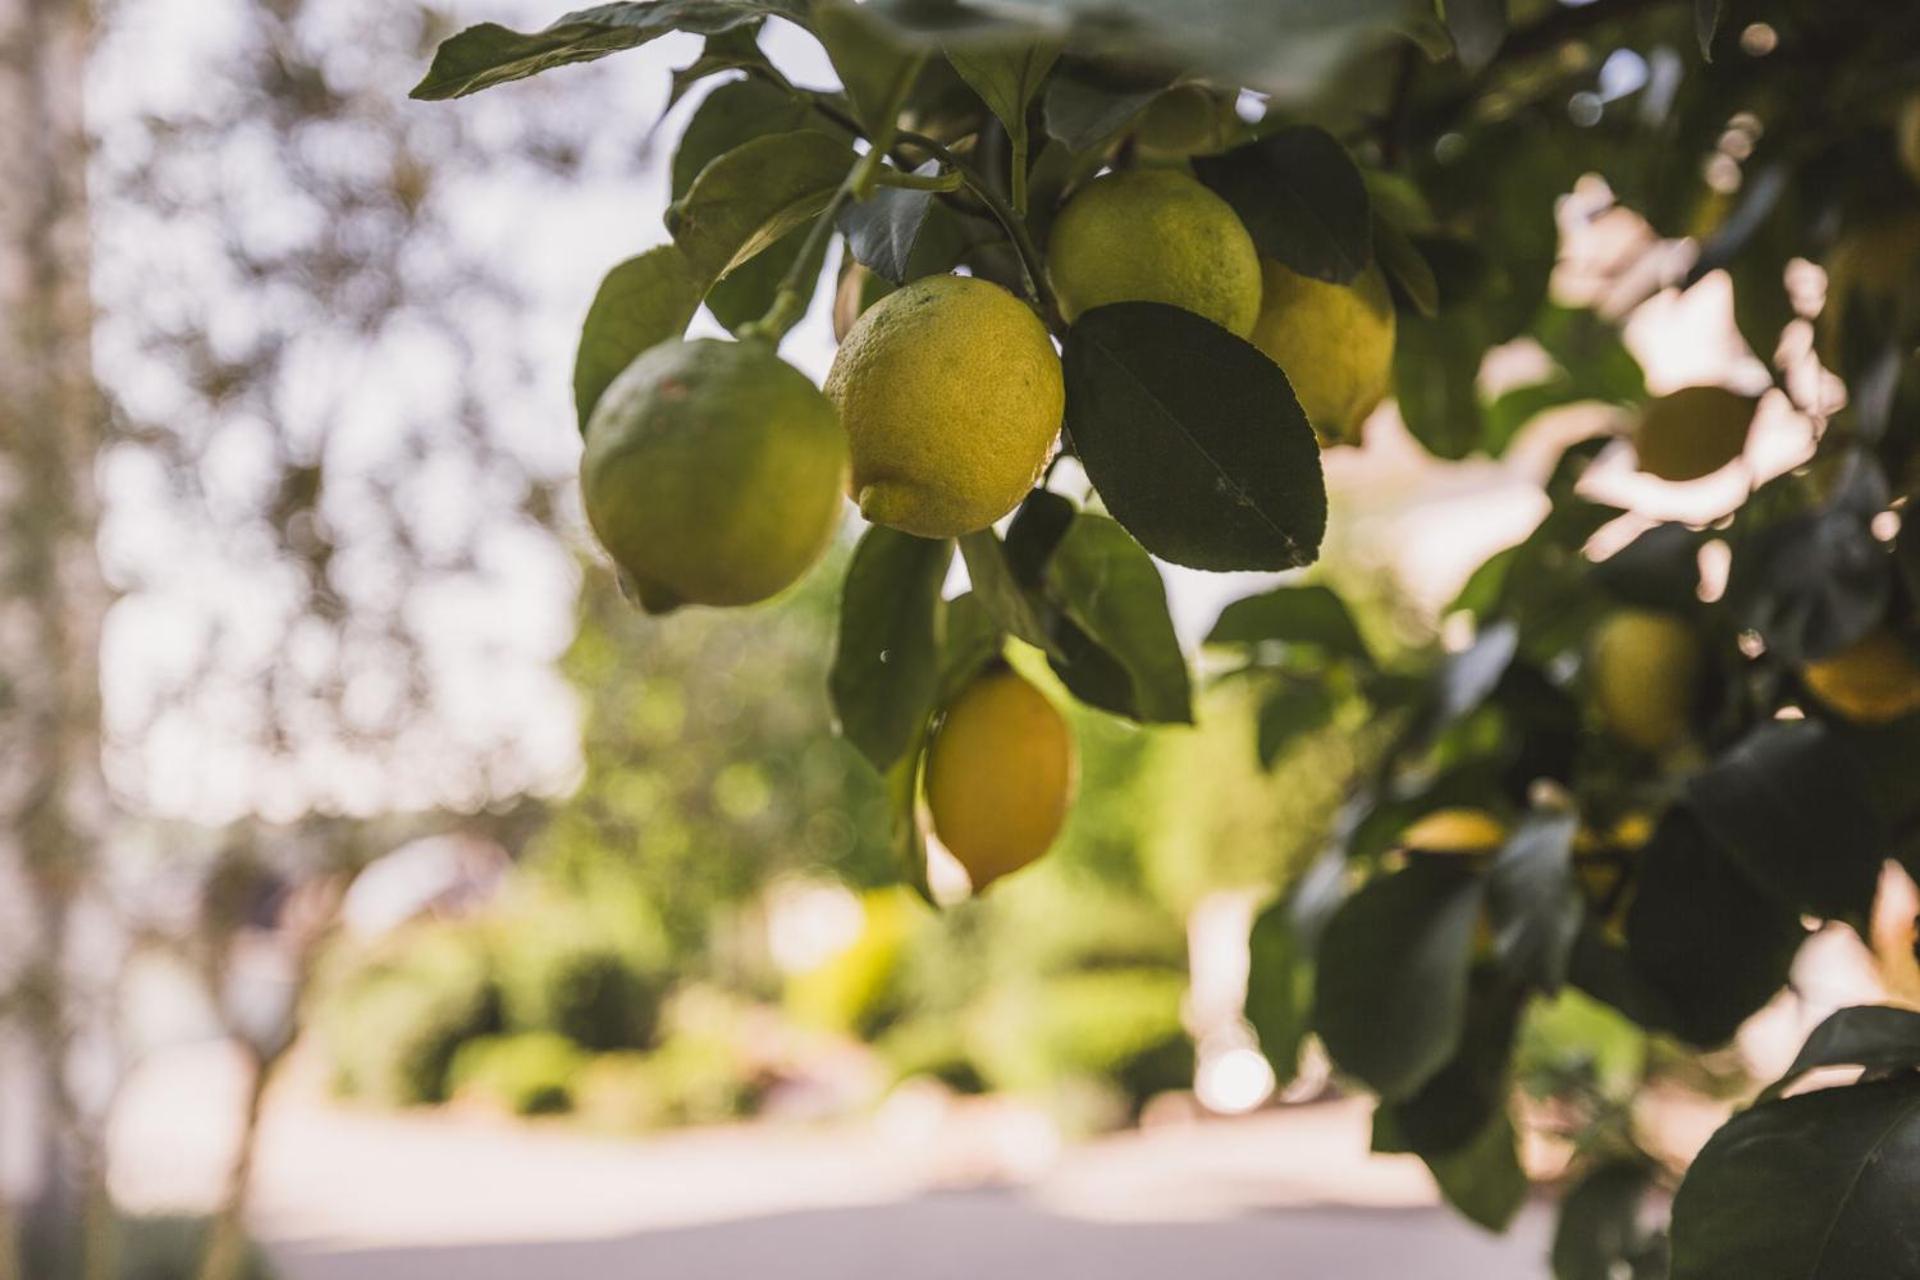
[826,275,1064,538]
[1249,259,1397,445]
[1590,610,1702,753]
[1631,385,1758,482]
[1803,628,1920,724]
[1046,168,1262,335]
[925,668,1076,890]
[1401,808,1508,855]
[581,339,846,613]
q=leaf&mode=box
[883,734,935,904]
[837,163,941,285]
[1622,811,1806,1047]
[943,33,1061,139]
[703,217,833,332]
[812,1,925,134]
[411,1,800,99]
[1373,210,1440,318]
[1003,489,1077,587]
[667,24,773,106]
[1386,976,1525,1157]
[1486,811,1582,992]
[572,247,703,431]
[1687,719,1886,927]
[1445,0,1508,71]
[1694,0,1723,60]
[1592,523,1705,614]
[1761,1005,1920,1103]
[829,527,953,771]
[1427,621,1519,733]
[1670,1075,1920,1280]
[1419,1109,1529,1232]
[1532,305,1645,405]
[1206,584,1372,665]
[1553,1160,1657,1280]
[1246,852,1350,1084]
[1256,682,1336,766]
[1062,302,1326,572]
[1314,860,1485,1100]
[1192,127,1372,284]
[1394,308,1491,460]
[1042,515,1193,724]
[671,77,816,201]
[666,130,851,281]
[958,529,1061,658]
[935,591,1005,705]
[1042,62,1164,152]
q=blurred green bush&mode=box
[450,1032,587,1116]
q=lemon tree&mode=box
[418,1,1920,1274]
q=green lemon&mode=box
[1046,168,1262,336]
[1631,385,1758,482]
[925,667,1076,891]
[825,275,1064,539]
[581,339,846,614]
[1803,628,1920,725]
[1249,258,1397,445]
[1135,84,1235,158]
[1590,610,1702,753]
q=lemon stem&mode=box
[872,168,966,193]
[896,130,1058,327]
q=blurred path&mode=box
[112,1044,1555,1277]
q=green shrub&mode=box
[497,938,665,1051]
[876,1017,988,1094]
[971,967,1192,1107]
[22,1214,272,1280]
[311,922,499,1106]
[450,1031,586,1115]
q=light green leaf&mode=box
[666,130,853,281]
[572,247,703,432]
[813,2,926,134]
[1043,515,1193,724]
[944,34,1061,140]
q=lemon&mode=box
[1400,808,1508,855]
[826,275,1064,538]
[1248,258,1397,445]
[1135,84,1234,158]
[925,667,1076,891]
[1046,168,1262,336]
[581,339,846,613]
[1631,386,1757,482]
[1803,628,1920,724]
[1590,610,1702,753]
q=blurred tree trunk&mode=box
[0,0,114,1276]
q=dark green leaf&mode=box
[1532,306,1645,405]
[837,163,941,285]
[1445,0,1508,71]
[829,527,953,771]
[1486,811,1582,992]
[1062,302,1326,572]
[1592,523,1704,613]
[411,1,800,100]
[667,24,773,106]
[1042,61,1163,152]
[1761,1005,1920,1103]
[1206,584,1372,664]
[702,217,832,332]
[812,2,927,134]
[1373,210,1440,318]
[934,591,1005,705]
[666,130,851,280]
[1553,1160,1657,1280]
[1387,976,1525,1157]
[1193,127,1372,284]
[1694,0,1722,60]
[1671,1075,1920,1280]
[572,247,703,431]
[1043,514,1193,724]
[1420,1109,1529,1232]
[1428,621,1519,733]
[943,34,1061,139]
[958,529,1061,658]
[1730,454,1891,665]
[1314,860,1485,1100]
[1687,719,1886,926]
[1004,489,1077,588]
[671,77,817,201]
[1623,812,1805,1047]
[1246,900,1316,1085]
[1394,308,1491,460]
[1256,682,1336,766]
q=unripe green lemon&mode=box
[1631,385,1758,482]
[1249,258,1396,445]
[1047,168,1262,336]
[581,339,846,613]
[1803,628,1920,724]
[925,667,1076,891]
[1400,808,1508,855]
[1590,610,1702,753]
[825,275,1064,539]
[1135,84,1234,158]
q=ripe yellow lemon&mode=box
[1249,259,1396,445]
[1631,386,1757,482]
[1590,610,1702,753]
[1803,628,1920,724]
[825,275,1064,539]
[925,668,1076,891]
[1046,168,1262,336]
[1400,808,1508,855]
[581,339,846,613]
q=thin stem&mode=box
[874,168,965,192]
[1011,127,1030,218]
[897,130,1058,325]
